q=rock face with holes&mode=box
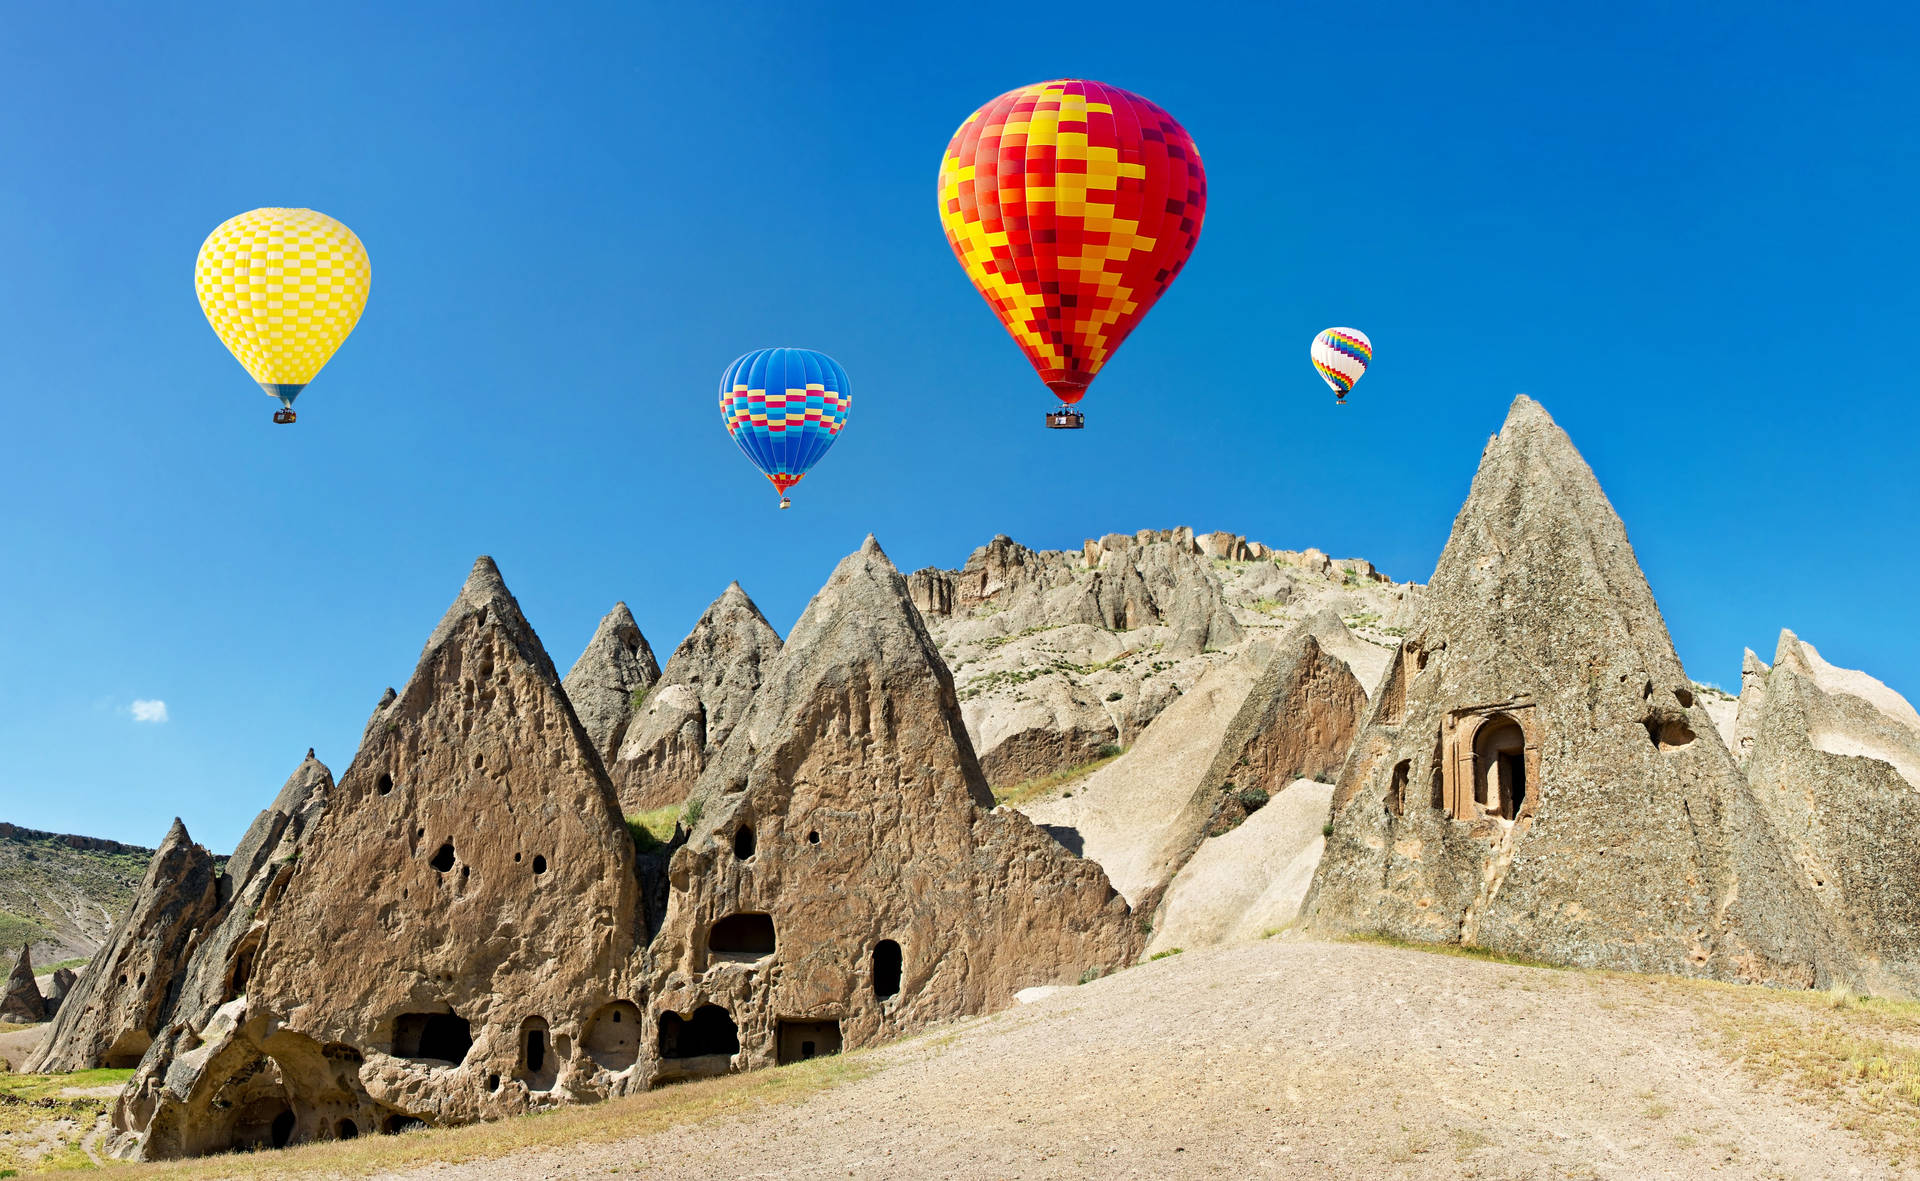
[109,558,645,1160]
[25,820,221,1070]
[644,536,1138,1083]
[1738,631,1920,994]
[1300,396,1851,987]
[2,944,44,1023]
[609,582,782,813]
[907,531,1414,792]
[561,602,660,766]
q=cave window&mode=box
[526,1029,546,1073]
[733,825,756,860]
[873,939,902,999]
[532,855,548,875]
[1644,717,1697,751]
[807,830,820,845]
[657,1004,739,1059]
[429,843,456,872]
[707,913,777,962]
[1473,718,1528,820]
[226,939,258,1001]
[519,1015,556,1089]
[336,1119,358,1140]
[393,1011,473,1064]
[376,773,393,796]
[776,1019,843,1065]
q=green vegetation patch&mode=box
[0,1068,135,1175]
[624,806,682,854]
[992,750,1126,809]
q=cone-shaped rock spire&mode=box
[563,602,661,764]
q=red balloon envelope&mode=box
[937,79,1207,408]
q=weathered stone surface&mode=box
[26,821,220,1070]
[112,558,643,1159]
[1148,778,1336,954]
[562,603,661,765]
[610,583,782,813]
[2,945,44,1023]
[643,537,1138,1083]
[1741,631,1920,994]
[1300,397,1850,987]
[45,966,78,1016]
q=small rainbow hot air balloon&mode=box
[719,348,852,509]
[194,208,371,424]
[1311,328,1372,405]
[938,79,1206,429]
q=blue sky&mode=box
[2,2,1914,849]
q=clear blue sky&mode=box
[2,2,1914,849]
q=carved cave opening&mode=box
[429,843,456,873]
[1474,718,1528,820]
[708,913,777,962]
[873,939,902,1000]
[393,1011,473,1064]
[657,1005,739,1059]
[519,1015,555,1090]
[776,1019,843,1065]
[584,1001,642,1071]
[733,825,756,860]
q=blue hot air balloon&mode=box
[719,348,852,509]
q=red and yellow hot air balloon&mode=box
[937,79,1206,429]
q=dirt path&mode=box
[385,939,1897,1180]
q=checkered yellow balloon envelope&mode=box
[194,208,370,420]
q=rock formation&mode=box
[643,537,1138,1082]
[608,583,781,813]
[1739,631,1920,994]
[2,945,44,1023]
[45,966,77,1017]
[908,529,1413,790]
[26,821,220,1069]
[112,558,643,1159]
[1300,397,1850,987]
[561,602,660,765]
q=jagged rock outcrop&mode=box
[1740,631,1920,994]
[112,558,643,1160]
[2,945,44,1023]
[562,603,660,765]
[907,529,1412,790]
[1300,397,1850,987]
[26,821,220,1069]
[643,537,1137,1083]
[609,583,781,813]
[45,966,77,1016]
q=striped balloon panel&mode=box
[938,79,1206,404]
[1311,328,1372,395]
[719,348,852,494]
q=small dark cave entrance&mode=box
[873,939,902,1000]
[519,1015,556,1090]
[732,825,756,860]
[657,1005,739,1059]
[393,1011,473,1064]
[269,1109,296,1149]
[1473,717,1529,820]
[707,913,777,961]
[776,1019,843,1065]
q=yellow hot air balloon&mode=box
[194,208,370,424]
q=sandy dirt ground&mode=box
[386,938,1896,1181]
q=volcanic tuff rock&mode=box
[2,945,43,1023]
[910,529,1414,790]
[562,603,661,765]
[25,820,220,1071]
[1739,631,1920,994]
[112,558,644,1160]
[45,966,77,1016]
[609,582,782,812]
[645,536,1137,1082]
[1301,396,1851,986]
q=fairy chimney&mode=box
[1299,397,1851,987]
[642,537,1137,1083]
[562,602,661,765]
[608,583,782,812]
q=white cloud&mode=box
[130,699,169,724]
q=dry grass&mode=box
[623,806,681,853]
[0,1068,133,1174]
[1342,932,1562,973]
[92,1055,866,1179]
[992,751,1123,809]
